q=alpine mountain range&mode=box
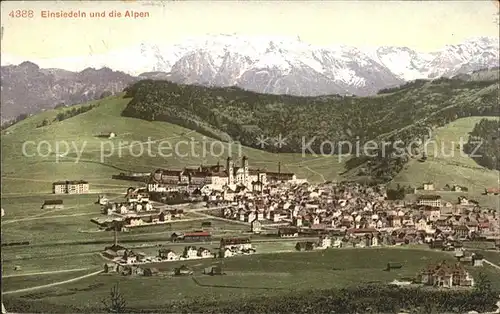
[1,34,499,122]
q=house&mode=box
[52,180,89,194]
[204,265,224,276]
[331,238,343,248]
[220,247,235,258]
[245,211,256,223]
[102,244,127,259]
[121,250,138,264]
[103,263,118,273]
[220,237,252,251]
[453,225,469,239]
[417,261,475,288]
[183,232,212,242]
[346,228,377,237]
[174,265,193,276]
[251,219,262,234]
[278,227,299,238]
[417,195,442,207]
[472,253,484,267]
[385,262,403,271]
[318,235,332,248]
[158,211,172,222]
[171,231,211,242]
[452,185,465,192]
[484,188,499,195]
[182,246,198,259]
[143,267,160,276]
[41,199,64,209]
[158,249,178,261]
[197,247,212,258]
[423,182,435,191]
[458,196,470,206]
[97,195,109,205]
[293,216,303,227]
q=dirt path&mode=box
[3,267,93,278]
[2,212,96,224]
[305,166,326,183]
[2,270,103,295]
[484,259,500,271]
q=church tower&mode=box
[242,156,249,185]
[226,157,234,185]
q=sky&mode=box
[1,0,499,59]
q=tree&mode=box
[475,271,492,294]
[101,283,127,313]
[470,271,496,313]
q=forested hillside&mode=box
[465,118,500,170]
[121,78,499,182]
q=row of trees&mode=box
[54,104,95,122]
[35,104,96,128]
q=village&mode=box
[39,156,500,290]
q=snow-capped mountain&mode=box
[1,34,498,121]
[425,37,500,78]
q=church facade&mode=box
[147,156,297,193]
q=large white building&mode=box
[147,156,298,193]
[52,180,89,194]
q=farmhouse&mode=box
[52,180,89,194]
[417,261,474,288]
[41,199,64,209]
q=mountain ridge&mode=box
[1,35,498,122]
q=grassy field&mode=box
[391,116,500,204]
[3,247,481,311]
[1,95,345,197]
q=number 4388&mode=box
[9,10,34,18]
